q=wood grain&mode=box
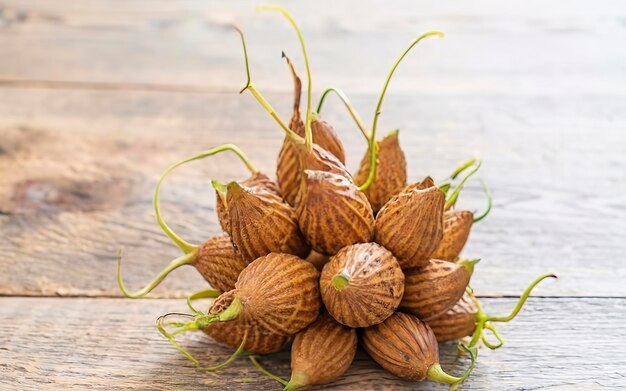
[1,89,624,297]
[0,297,624,390]
[0,1,625,96]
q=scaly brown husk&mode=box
[401,259,472,319]
[361,312,439,381]
[203,290,288,354]
[194,235,248,293]
[320,243,404,327]
[226,182,309,262]
[296,170,374,255]
[374,177,444,269]
[425,292,478,342]
[216,171,281,235]
[355,131,407,214]
[287,312,357,388]
[431,210,474,261]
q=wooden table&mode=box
[1,1,625,389]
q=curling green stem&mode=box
[199,334,247,372]
[481,323,504,350]
[257,5,313,150]
[360,31,444,191]
[427,343,475,386]
[187,288,221,315]
[155,144,257,253]
[249,356,289,387]
[117,249,198,299]
[233,25,304,143]
[473,178,492,223]
[316,87,370,141]
[485,274,557,323]
[444,160,482,210]
[157,314,201,366]
[450,158,477,180]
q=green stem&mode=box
[360,31,445,191]
[450,158,477,180]
[155,144,257,253]
[117,249,198,299]
[187,288,221,315]
[316,87,370,141]
[232,25,304,143]
[248,356,289,387]
[485,274,557,323]
[156,314,201,366]
[331,271,351,290]
[444,160,482,210]
[460,258,480,277]
[199,334,247,372]
[481,323,504,350]
[257,5,313,150]
[473,178,492,223]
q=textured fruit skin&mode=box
[361,312,439,381]
[374,177,444,269]
[235,253,321,336]
[215,172,281,236]
[355,131,407,214]
[289,312,357,387]
[426,293,478,342]
[432,210,474,261]
[401,259,471,319]
[194,236,248,293]
[320,243,404,327]
[226,182,309,262]
[203,290,288,354]
[296,170,374,255]
[278,141,350,206]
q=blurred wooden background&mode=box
[1,0,625,389]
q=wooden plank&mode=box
[0,297,624,390]
[1,88,625,297]
[0,0,625,95]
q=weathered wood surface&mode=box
[1,89,625,297]
[0,0,625,96]
[1,297,624,390]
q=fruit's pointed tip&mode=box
[548,273,558,279]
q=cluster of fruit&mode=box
[118,5,554,389]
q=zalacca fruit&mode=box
[425,292,478,342]
[204,290,288,354]
[276,54,345,200]
[215,171,281,235]
[226,181,310,262]
[374,177,444,269]
[428,274,557,347]
[361,312,474,384]
[400,259,477,320]
[320,243,404,327]
[296,170,374,255]
[431,210,473,261]
[355,130,407,214]
[177,253,321,337]
[284,312,357,390]
[118,235,248,297]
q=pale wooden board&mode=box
[0,0,625,95]
[0,297,624,390]
[1,89,625,297]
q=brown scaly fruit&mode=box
[118,235,248,298]
[226,181,310,262]
[277,53,346,206]
[204,290,288,354]
[355,130,407,214]
[283,312,357,390]
[215,171,281,235]
[320,243,404,327]
[374,176,444,269]
[431,210,473,261]
[425,292,478,342]
[361,312,474,384]
[296,170,374,255]
[400,259,477,320]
